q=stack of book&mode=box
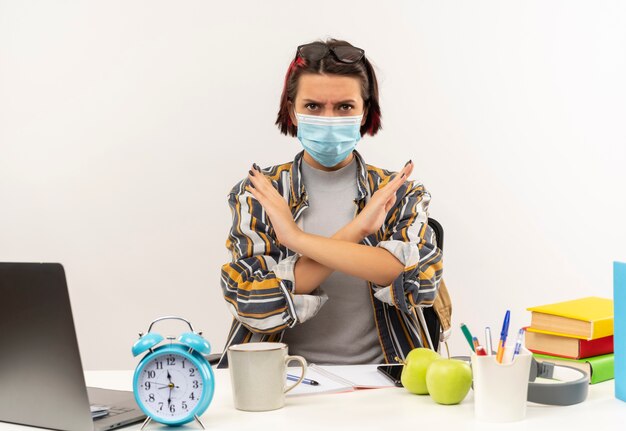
[525,296,614,384]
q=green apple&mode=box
[399,348,441,395]
[425,358,473,405]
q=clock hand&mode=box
[158,385,180,390]
[166,371,174,408]
[144,381,170,388]
[166,370,179,390]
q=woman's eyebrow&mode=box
[302,99,357,104]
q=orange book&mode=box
[525,330,613,359]
[526,296,613,340]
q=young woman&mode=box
[218,39,443,368]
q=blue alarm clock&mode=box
[132,316,214,429]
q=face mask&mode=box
[295,112,363,168]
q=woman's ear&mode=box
[288,101,297,126]
[361,106,368,125]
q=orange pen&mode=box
[496,310,511,363]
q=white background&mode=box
[1,1,625,370]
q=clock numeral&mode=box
[189,392,195,401]
[158,402,163,411]
[189,368,195,377]
[182,401,188,410]
[155,361,163,370]
[192,380,199,389]
[169,404,176,413]
[167,357,175,366]
[182,360,186,369]
[144,382,151,390]
[145,370,156,378]
[148,394,155,403]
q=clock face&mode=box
[136,352,205,420]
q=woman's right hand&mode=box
[352,160,414,238]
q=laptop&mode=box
[0,262,147,431]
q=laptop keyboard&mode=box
[91,404,133,420]
[108,407,133,417]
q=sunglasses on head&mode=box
[296,42,365,64]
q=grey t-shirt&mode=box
[281,156,385,365]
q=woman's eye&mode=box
[339,104,353,111]
[305,103,318,111]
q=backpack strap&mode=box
[433,278,452,343]
[418,277,452,354]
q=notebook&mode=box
[532,353,615,385]
[527,296,614,339]
[286,364,396,396]
[525,330,613,359]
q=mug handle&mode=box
[284,355,308,394]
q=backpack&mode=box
[422,218,452,355]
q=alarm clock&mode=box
[132,316,214,429]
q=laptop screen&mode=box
[0,263,95,431]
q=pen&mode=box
[287,374,319,386]
[512,328,525,360]
[460,323,476,352]
[475,346,487,356]
[472,336,480,352]
[485,327,493,356]
[495,310,511,364]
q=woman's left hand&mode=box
[352,160,414,237]
[245,163,301,249]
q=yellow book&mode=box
[526,296,613,340]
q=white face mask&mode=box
[295,113,363,167]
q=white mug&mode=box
[227,342,307,411]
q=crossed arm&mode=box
[291,221,402,294]
[246,161,416,294]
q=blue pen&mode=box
[512,328,525,360]
[287,373,319,386]
[495,310,511,364]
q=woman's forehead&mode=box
[296,73,363,103]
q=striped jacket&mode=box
[218,149,443,368]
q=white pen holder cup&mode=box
[471,346,532,423]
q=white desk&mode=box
[1,370,625,431]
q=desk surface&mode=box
[1,369,625,431]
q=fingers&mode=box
[391,160,413,181]
[399,159,414,180]
[246,163,279,206]
[380,162,413,204]
[244,183,260,198]
[247,163,272,193]
[245,181,269,212]
[399,160,414,183]
[382,160,413,196]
